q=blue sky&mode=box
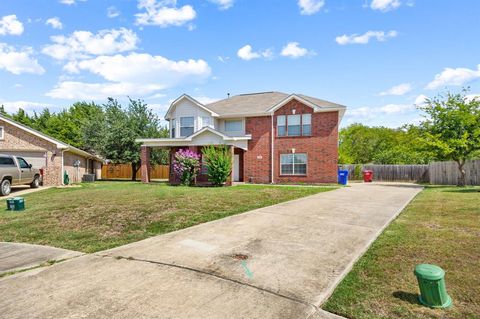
[1,0,479,127]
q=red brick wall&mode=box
[244,116,272,183]
[244,100,339,184]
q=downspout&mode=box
[61,149,66,185]
[271,114,274,184]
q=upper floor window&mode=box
[302,114,311,136]
[171,119,176,138]
[225,119,242,133]
[201,116,213,128]
[287,115,301,136]
[277,116,286,136]
[180,117,194,137]
[277,113,312,137]
[0,126,4,140]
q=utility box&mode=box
[6,197,25,211]
[414,264,452,308]
[82,174,96,182]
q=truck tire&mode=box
[30,175,40,189]
[1,179,11,196]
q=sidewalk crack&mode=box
[97,254,318,312]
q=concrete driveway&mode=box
[0,183,422,319]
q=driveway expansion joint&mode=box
[97,253,319,312]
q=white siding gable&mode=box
[170,99,214,138]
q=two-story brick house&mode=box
[137,92,346,185]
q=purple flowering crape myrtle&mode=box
[173,149,201,186]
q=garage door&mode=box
[1,151,47,169]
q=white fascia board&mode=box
[164,94,219,120]
[266,94,319,113]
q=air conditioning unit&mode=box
[82,174,96,182]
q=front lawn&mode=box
[0,182,335,253]
[323,186,480,319]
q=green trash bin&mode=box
[6,197,25,211]
[414,264,452,308]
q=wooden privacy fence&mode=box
[429,160,480,186]
[339,164,429,182]
[102,164,169,180]
[339,160,480,185]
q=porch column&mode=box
[141,146,151,183]
[226,145,234,186]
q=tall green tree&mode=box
[86,98,167,181]
[418,89,480,186]
[339,124,432,164]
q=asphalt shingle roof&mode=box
[205,91,346,116]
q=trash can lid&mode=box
[414,264,445,280]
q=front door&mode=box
[233,154,240,182]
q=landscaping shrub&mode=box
[173,149,200,186]
[201,145,232,186]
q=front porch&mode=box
[136,127,250,186]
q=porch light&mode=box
[292,148,296,153]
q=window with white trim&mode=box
[225,119,242,133]
[287,115,301,136]
[280,154,307,175]
[302,114,311,136]
[277,115,286,137]
[171,119,176,138]
[276,113,312,137]
[201,116,213,128]
[0,126,4,140]
[180,117,194,137]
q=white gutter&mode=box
[271,114,274,184]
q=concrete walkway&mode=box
[0,183,422,319]
[0,242,82,275]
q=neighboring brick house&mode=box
[0,114,103,186]
[137,92,346,185]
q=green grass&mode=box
[0,181,335,253]
[323,186,480,319]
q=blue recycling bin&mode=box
[338,170,349,185]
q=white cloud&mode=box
[135,0,196,28]
[237,44,272,61]
[42,28,138,60]
[298,0,325,15]
[0,100,54,114]
[0,15,24,36]
[46,17,63,29]
[379,83,412,96]
[335,30,398,45]
[466,94,480,102]
[280,42,313,58]
[370,0,401,12]
[346,103,414,122]
[59,0,86,5]
[63,53,211,82]
[209,0,234,10]
[194,96,220,104]
[379,103,414,114]
[414,94,428,105]
[46,82,165,100]
[48,53,211,100]
[107,6,121,18]
[0,43,45,75]
[426,65,480,90]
